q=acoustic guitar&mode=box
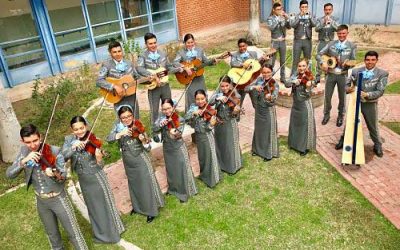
[142,67,169,90]
[99,74,151,104]
[321,55,357,69]
[228,48,276,90]
[175,51,231,85]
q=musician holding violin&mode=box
[152,98,198,203]
[209,76,243,174]
[6,124,88,250]
[185,89,222,188]
[62,116,125,243]
[107,105,164,223]
[97,41,141,117]
[244,64,280,161]
[137,33,182,138]
[285,59,316,156]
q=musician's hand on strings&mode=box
[72,141,86,151]
[252,85,263,92]
[346,86,355,94]
[153,74,161,87]
[294,79,302,86]
[321,63,329,72]
[21,151,41,165]
[243,61,251,69]
[116,128,131,139]
[216,96,228,103]
[95,148,103,163]
[361,91,369,98]
[45,167,55,177]
[160,119,169,127]
[306,81,312,88]
[210,116,217,126]
[113,84,125,96]
[184,67,193,76]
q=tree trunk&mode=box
[0,90,21,162]
[249,0,261,45]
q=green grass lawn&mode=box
[2,143,400,249]
[386,80,400,94]
[0,187,122,250]
[382,122,400,135]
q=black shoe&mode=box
[180,199,187,203]
[300,150,309,156]
[335,136,344,150]
[153,135,160,143]
[130,209,136,215]
[252,152,257,156]
[336,116,343,127]
[373,145,383,157]
[264,158,272,162]
[147,216,155,223]
[321,115,330,125]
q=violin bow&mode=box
[199,74,227,114]
[39,93,60,154]
[84,92,109,144]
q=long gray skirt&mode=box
[215,118,242,174]
[163,141,198,202]
[122,151,164,217]
[185,75,206,111]
[252,105,280,159]
[78,170,125,243]
[195,131,222,188]
[288,98,316,152]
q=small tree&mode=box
[0,90,21,162]
[248,0,261,45]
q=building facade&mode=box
[1,0,399,88]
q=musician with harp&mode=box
[335,51,388,158]
[317,24,357,127]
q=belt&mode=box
[35,191,61,199]
[272,38,285,42]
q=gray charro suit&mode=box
[96,59,140,117]
[230,50,259,109]
[346,66,389,146]
[6,145,88,250]
[289,13,317,75]
[316,40,357,117]
[315,15,339,81]
[266,14,291,81]
[136,49,180,128]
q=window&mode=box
[0,0,45,69]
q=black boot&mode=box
[373,144,383,157]
[321,115,330,125]
[147,216,155,223]
[335,135,344,150]
[336,115,344,127]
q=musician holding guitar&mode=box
[96,41,143,117]
[317,24,357,127]
[174,33,219,112]
[137,33,181,139]
[229,38,272,109]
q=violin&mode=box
[76,131,106,156]
[298,70,315,87]
[28,143,65,182]
[199,104,222,125]
[164,112,182,140]
[262,78,276,102]
[128,120,151,144]
[224,90,241,109]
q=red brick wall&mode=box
[176,0,250,37]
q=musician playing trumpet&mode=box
[315,3,340,83]
[266,2,291,84]
[289,0,317,76]
[317,24,357,127]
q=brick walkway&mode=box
[105,52,400,229]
